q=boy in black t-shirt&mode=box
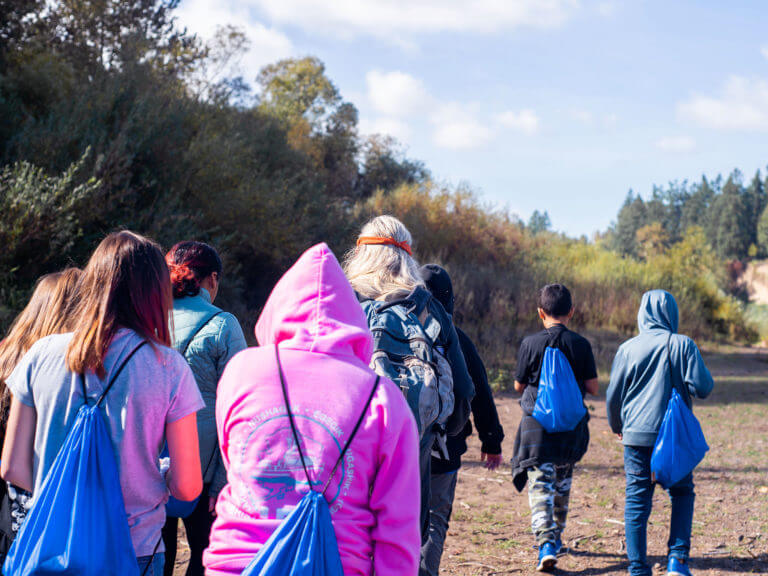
[511,284,598,572]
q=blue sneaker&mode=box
[537,542,557,572]
[667,557,692,576]
[554,538,563,556]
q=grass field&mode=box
[173,345,768,575]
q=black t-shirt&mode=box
[515,324,597,414]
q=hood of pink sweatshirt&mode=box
[205,243,421,576]
[255,242,372,362]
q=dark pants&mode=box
[419,431,436,545]
[161,486,214,576]
[624,446,695,576]
[420,470,458,576]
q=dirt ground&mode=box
[440,346,768,576]
[173,345,768,575]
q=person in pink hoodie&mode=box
[204,243,421,576]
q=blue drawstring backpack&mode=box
[532,331,587,433]
[651,336,709,489]
[4,341,148,576]
[242,346,380,576]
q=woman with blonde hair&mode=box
[0,268,81,553]
[1,231,204,575]
[344,215,475,552]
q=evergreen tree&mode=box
[710,173,751,260]
[614,190,647,256]
[746,170,766,249]
[528,210,552,235]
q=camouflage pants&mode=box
[527,463,574,546]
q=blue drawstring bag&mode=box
[532,335,587,433]
[242,347,379,576]
[4,342,147,576]
[650,337,709,489]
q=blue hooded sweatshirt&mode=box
[606,290,714,447]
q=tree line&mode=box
[0,0,760,381]
[609,172,768,261]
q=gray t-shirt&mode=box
[7,328,204,556]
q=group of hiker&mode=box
[0,214,713,576]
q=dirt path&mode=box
[173,346,768,575]
[441,347,768,575]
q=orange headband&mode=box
[356,236,412,255]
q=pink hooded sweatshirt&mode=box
[204,243,421,576]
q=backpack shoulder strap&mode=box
[274,345,314,490]
[321,375,380,497]
[181,311,224,357]
[94,340,149,407]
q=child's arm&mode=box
[684,339,714,399]
[0,395,36,492]
[584,377,599,396]
[513,338,531,393]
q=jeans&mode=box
[624,446,695,576]
[527,463,573,547]
[420,471,459,576]
[162,486,215,576]
[137,552,165,576]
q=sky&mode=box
[175,0,768,237]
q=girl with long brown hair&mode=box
[0,268,81,554]
[1,231,204,575]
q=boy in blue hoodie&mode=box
[607,290,714,576]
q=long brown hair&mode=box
[0,267,82,443]
[66,231,172,377]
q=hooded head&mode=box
[256,243,373,363]
[420,264,454,315]
[637,289,679,333]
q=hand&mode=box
[209,495,218,516]
[481,452,502,471]
[617,433,623,441]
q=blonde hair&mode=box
[344,215,424,301]
[0,267,82,444]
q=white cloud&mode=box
[358,117,413,141]
[762,46,768,61]
[366,71,432,117]
[431,103,493,149]
[677,76,768,132]
[496,109,540,134]
[655,136,696,153]
[176,0,294,84]
[252,0,578,41]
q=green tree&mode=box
[758,204,768,257]
[356,135,428,198]
[636,222,670,259]
[710,173,751,260]
[528,210,552,235]
[613,191,647,256]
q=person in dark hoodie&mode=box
[511,283,598,572]
[607,290,713,576]
[419,264,505,576]
[344,216,475,545]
